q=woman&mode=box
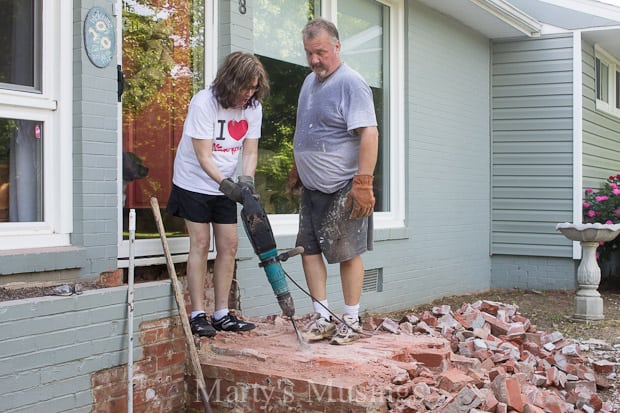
[167,52,269,337]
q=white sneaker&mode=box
[330,314,362,345]
[302,313,336,341]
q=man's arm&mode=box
[356,126,379,175]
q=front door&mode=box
[118,0,209,262]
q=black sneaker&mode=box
[212,313,256,332]
[190,313,217,337]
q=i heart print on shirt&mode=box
[228,120,248,140]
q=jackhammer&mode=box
[236,187,305,342]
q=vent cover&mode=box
[362,268,383,293]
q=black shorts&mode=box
[296,181,373,264]
[166,184,237,224]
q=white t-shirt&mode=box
[172,87,262,194]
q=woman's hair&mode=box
[211,52,270,109]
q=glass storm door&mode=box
[119,0,205,260]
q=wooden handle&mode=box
[150,197,212,413]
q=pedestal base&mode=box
[573,294,604,321]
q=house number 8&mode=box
[239,0,247,14]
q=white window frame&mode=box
[595,45,620,118]
[0,0,73,250]
[268,0,406,236]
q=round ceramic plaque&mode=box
[83,7,115,68]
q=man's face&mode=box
[303,30,341,81]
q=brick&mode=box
[99,269,123,287]
[438,368,475,392]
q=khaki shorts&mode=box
[295,182,373,264]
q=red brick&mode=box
[99,269,124,287]
[438,368,475,392]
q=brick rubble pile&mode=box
[369,300,619,412]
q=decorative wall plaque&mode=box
[84,7,115,68]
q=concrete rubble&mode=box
[368,299,620,412]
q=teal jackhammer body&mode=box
[238,187,300,317]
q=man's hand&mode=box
[238,175,259,200]
[219,178,242,203]
[285,164,302,196]
[345,175,375,219]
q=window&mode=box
[0,0,72,249]
[254,0,405,232]
[595,46,620,117]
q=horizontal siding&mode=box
[582,41,620,191]
[491,34,574,257]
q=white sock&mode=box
[343,303,360,320]
[213,309,229,321]
[190,310,205,320]
[313,299,330,320]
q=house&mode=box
[1,0,619,411]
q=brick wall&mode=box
[91,318,187,413]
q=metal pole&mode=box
[127,209,136,413]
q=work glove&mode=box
[238,175,259,201]
[285,164,302,196]
[219,178,242,203]
[345,175,375,220]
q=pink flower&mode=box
[583,202,590,208]
[613,189,620,195]
[596,195,609,202]
[616,174,620,180]
[606,220,613,224]
[611,183,618,189]
[610,176,615,181]
[588,210,596,217]
[586,188,593,193]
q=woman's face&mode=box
[236,76,259,107]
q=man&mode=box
[290,18,379,345]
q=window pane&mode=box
[338,0,389,211]
[254,0,319,214]
[617,70,620,110]
[0,0,41,90]
[0,118,43,222]
[122,0,205,238]
[596,57,609,103]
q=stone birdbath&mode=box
[556,222,620,321]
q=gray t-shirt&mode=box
[293,64,377,193]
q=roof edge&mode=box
[469,0,543,37]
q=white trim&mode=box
[469,0,542,37]
[572,31,583,260]
[205,0,218,83]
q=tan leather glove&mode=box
[285,164,302,196]
[345,175,375,220]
